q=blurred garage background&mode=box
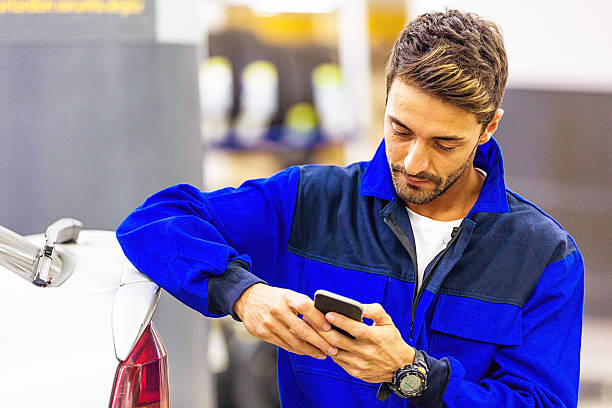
[0,0,610,407]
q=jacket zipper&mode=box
[384,212,462,343]
[409,226,461,341]
[383,213,418,277]
[383,213,419,342]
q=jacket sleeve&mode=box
[414,249,584,408]
[115,166,300,319]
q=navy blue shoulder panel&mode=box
[439,191,578,307]
[506,190,578,265]
[288,165,579,307]
[287,164,413,281]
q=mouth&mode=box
[402,173,432,186]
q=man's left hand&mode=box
[309,303,415,383]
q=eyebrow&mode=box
[389,115,466,141]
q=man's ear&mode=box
[479,108,504,145]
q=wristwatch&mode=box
[376,350,429,401]
[392,350,429,397]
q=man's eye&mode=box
[436,143,455,152]
[393,129,411,138]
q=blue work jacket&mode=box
[117,138,583,408]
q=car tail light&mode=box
[109,322,170,408]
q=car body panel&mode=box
[0,230,159,407]
[112,281,160,360]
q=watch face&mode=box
[399,374,423,395]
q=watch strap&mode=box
[376,382,394,402]
[413,350,427,368]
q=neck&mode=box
[406,166,484,221]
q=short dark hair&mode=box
[386,9,508,128]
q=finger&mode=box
[302,316,341,355]
[258,310,326,358]
[317,326,355,352]
[275,326,327,359]
[362,303,393,325]
[333,357,380,383]
[269,301,324,346]
[332,352,385,383]
[289,294,332,332]
[284,312,338,356]
[331,356,357,377]
[331,355,368,382]
[332,349,361,366]
[325,312,368,338]
[277,327,322,357]
[270,333,326,360]
[267,291,334,355]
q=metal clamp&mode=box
[33,218,82,287]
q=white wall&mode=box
[406,0,612,93]
[156,0,202,44]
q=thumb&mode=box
[363,303,393,325]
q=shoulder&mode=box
[505,189,578,265]
[298,162,365,184]
[297,162,365,199]
[444,190,582,307]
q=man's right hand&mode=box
[233,283,337,360]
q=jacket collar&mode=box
[360,137,510,215]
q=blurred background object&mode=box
[200,0,371,189]
[0,0,610,407]
[200,55,234,145]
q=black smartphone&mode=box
[314,289,364,339]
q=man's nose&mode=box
[403,141,429,175]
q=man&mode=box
[117,9,583,408]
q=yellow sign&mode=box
[0,0,145,18]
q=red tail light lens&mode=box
[109,322,170,408]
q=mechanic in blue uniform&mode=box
[117,9,583,408]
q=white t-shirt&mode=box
[407,168,486,290]
[407,208,462,290]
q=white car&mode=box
[0,218,169,407]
